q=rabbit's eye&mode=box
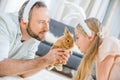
[67,39,69,42]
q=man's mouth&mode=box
[38,31,47,35]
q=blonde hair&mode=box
[73,18,103,80]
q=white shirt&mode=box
[0,12,40,61]
[98,37,120,62]
[96,37,120,80]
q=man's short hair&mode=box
[18,0,47,22]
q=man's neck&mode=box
[20,25,32,42]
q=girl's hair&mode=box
[73,18,103,80]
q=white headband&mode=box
[78,18,92,36]
[23,0,40,22]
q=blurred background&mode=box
[0,0,120,38]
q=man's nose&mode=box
[44,22,49,31]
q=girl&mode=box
[73,18,120,80]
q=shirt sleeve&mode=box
[0,16,10,61]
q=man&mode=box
[0,0,70,79]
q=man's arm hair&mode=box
[0,57,48,77]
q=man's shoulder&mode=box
[0,12,8,16]
[0,12,19,35]
[0,12,19,27]
[0,12,18,21]
[0,12,11,19]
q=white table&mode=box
[26,69,71,80]
[0,69,71,80]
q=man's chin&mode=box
[36,37,45,41]
[40,38,45,41]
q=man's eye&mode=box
[39,21,44,23]
[39,21,49,24]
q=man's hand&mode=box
[43,49,70,66]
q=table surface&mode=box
[26,69,71,80]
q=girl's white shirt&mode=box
[97,37,120,80]
[98,37,120,62]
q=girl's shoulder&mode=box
[98,37,120,62]
[100,37,120,50]
[103,37,120,44]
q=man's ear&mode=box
[20,19,28,29]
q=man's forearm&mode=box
[0,57,48,76]
[19,67,41,78]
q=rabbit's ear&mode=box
[64,27,70,35]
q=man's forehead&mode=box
[30,7,50,19]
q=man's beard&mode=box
[26,24,46,41]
